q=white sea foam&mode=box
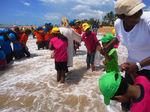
[0,35,127,112]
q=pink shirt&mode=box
[131,76,150,112]
[50,37,68,62]
[82,32,99,53]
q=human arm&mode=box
[93,32,101,48]
[139,56,150,68]
[49,39,55,50]
[103,48,118,65]
[96,36,119,55]
[71,29,82,42]
[104,38,119,53]
[103,54,112,65]
[121,56,150,77]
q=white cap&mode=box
[115,0,145,16]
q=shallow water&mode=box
[0,36,127,112]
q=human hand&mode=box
[121,62,138,77]
[103,60,107,65]
[97,47,106,56]
[96,45,102,52]
[120,63,129,72]
[51,51,54,58]
[87,50,91,54]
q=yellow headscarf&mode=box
[51,27,60,34]
[82,23,91,31]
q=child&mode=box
[20,29,31,57]
[44,24,53,49]
[0,36,7,70]
[99,71,150,112]
[100,33,119,73]
[13,26,23,41]
[49,27,68,83]
[1,32,13,63]
[8,33,25,59]
[82,23,100,71]
[34,27,45,50]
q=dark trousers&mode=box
[44,40,49,49]
[86,52,96,65]
[14,50,25,59]
[37,41,44,50]
[23,46,30,57]
[6,53,13,63]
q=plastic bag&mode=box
[94,51,103,67]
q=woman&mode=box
[114,0,150,80]
[99,0,150,110]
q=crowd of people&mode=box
[49,18,101,83]
[0,18,99,73]
[0,26,31,70]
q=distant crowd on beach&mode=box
[1,17,106,84]
[0,17,101,70]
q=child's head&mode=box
[69,20,75,28]
[13,26,20,33]
[51,27,60,36]
[74,20,81,29]
[99,71,129,105]
[82,23,91,32]
[36,26,43,31]
[25,29,31,35]
[61,17,69,27]
[101,33,114,47]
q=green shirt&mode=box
[105,48,119,73]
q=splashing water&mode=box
[0,35,127,112]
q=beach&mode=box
[0,34,128,112]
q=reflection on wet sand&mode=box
[0,62,106,112]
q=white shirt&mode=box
[59,27,81,67]
[115,12,150,70]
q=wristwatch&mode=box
[136,62,142,71]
